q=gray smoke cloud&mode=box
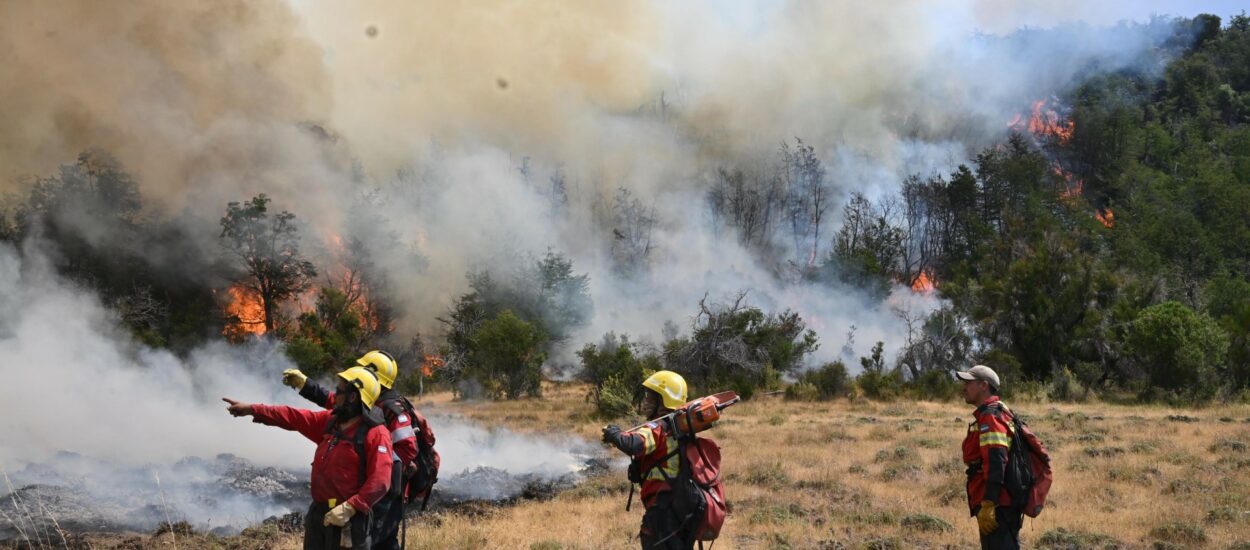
[0,242,598,535]
[0,1,1236,388]
[0,1,1229,368]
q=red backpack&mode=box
[683,436,727,541]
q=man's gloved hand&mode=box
[977,500,998,536]
[282,369,308,390]
[323,502,355,527]
[601,424,623,444]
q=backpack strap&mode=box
[354,419,369,486]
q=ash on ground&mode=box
[1,451,612,540]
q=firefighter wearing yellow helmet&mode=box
[223,366,392,548]
[280,351,435,550]
[601,370,696,549]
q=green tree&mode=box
[467,310,548,399]
[219,194,317,334]
[1125,301,1229,398]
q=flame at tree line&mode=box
[1012,97,1115,229]
[910,271,936,293]
[222,285,266,338]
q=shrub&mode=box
[1036,528,1124,549]
[900,514,952,533]
[577,332,659,417]
[1125,301,1229,400]
[463,310,547,399]
[1148,522,1207,545]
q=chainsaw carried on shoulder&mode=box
[627,390,741,438]
[627,391,738,546]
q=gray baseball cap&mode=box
[956,365,1000,389]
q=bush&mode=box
[1125,301,1229,399]
[900,513,952,533]
[663,294,819,399]
[1148,522,1207,545]
[907,368,960,401]
[788,361,852,401]
[464,310,547,399]
[784,381,820,401]
[1037,528,1124,549]
[577,332,659,417]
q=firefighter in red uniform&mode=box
[224,366,392,550]
[957,364,1021,550]
[282,351,436,550]
[601,370,693,550]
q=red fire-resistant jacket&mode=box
[252,405,393,512]
[962,395,1014,513]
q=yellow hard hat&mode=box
[337,366,382,409]
[355,350,398,389]
[642,370,688,410]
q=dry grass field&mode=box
[34,383,1250,549]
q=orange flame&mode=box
[1096,208,1115,228]
[1011,98,1074,145]
[911,271,936,293]
[224,284,266,337]
[1054,166,1084,201]
[420,354,445,377]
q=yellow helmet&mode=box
[642,370,688,410]
[355,350,398,389]
[337,366,382,409]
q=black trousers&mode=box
[305,502,371,550]
[370,492,404,550]
[639,495,694,550]
[979,506,1023,550]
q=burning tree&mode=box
[219,194,317,336]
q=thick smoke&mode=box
[0,242,598,533]
[0,1,1228,366]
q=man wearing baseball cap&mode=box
[957,365,1021,549]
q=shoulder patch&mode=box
[377,445,387,454]
[398,415,409,423]
[979,424,990,432]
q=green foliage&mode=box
[577,333,660,417]
[1125,301,1228,399]
[464,310,547,399]
[284,288,369,378]
[856,342,905,400]
[440,250,591,388]
[663,294,819,399]
[789,361,851,400]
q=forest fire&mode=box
[421,354,445,377]
[223,284,266,337]
[1010,98,1075,144]
[911,271,936,293]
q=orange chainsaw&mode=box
[629,390,741,438]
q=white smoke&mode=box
[0,241,596,533]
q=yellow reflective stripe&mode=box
[979,432,1012,447]
[644,437,681,481]
[635,428,657,455]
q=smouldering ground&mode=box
[23,383,1250,549]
